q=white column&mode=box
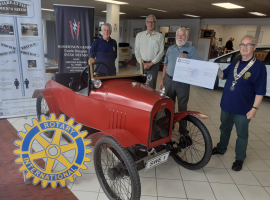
[106,4,120,74]
[255,25,261,44]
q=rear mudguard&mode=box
[88,129,140,148]
[173,111,210,124]
[32,89,61,118]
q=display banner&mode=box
[54,5,94,73]
[0,0,46,119]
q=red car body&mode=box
[33,76,205,150]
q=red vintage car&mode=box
[33,58,212,200]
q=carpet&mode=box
[0,119,78,200]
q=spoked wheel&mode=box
[36,93,53,138]
[36,93,72,143]
[171,115,212,170]
[94,137,141,200]
[36,93,50,120]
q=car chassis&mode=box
[33,60,213,200]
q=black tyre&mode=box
[120,61,127,67]
[171,115,212,170]
[36,93,50,121]
[94,136,141,200]
[36,93,72,143]
[36,93,54,138]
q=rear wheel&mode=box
[94,136,141,200]
[171,115,212,170]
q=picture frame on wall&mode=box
[133,28,142,37]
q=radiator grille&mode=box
[151,108,171,142]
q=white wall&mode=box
[122,20,129,43]
[201,18,270,26]
[222,25,257,50]
[94,17,105,37]
[119,20,124,43]
[261,25,270,45]
[205,24,263,50]
[42,11,55,56]
[205,24,223,44]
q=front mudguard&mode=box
[32,89,61,118]
[89,129,140,148]
[173,111,210,124]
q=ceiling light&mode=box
[147,8,167,12]
[183,14,200,18]
[102,11,126,14]
[249,12,266,16]
[41,8,54,11]
[95,0,128,4]
[212,3,244,9]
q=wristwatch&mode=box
[252,106,258,110]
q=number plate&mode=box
[144,152,170,171]
[121,49,128,53]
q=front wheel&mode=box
[36,93,54,138]
[94,136,141,200]
[171,115,212,170]
[36,93,72,143]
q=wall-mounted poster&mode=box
[133,28,142,37]
[113,23,118,32]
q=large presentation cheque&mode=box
[173,58,219,89]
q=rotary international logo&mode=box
[13,114,92,188]
[244,72,251,80]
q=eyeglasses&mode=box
[239,43,255,48]
[147,21,155,24]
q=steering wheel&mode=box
[80,62,110,85]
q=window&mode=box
[255,49,270,65]
[232,51,241,62]
[215,53,233,63]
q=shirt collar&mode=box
[100,36,111,42]
[239,55,255,63]
[146,30,156,35]
[174,42,189,49]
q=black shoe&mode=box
[212,147,223,155]
[232,160,243,171]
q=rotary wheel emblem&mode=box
[14,114,92,188]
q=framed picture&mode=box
[133,28,142,37]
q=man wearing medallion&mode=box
[212,36,267,171]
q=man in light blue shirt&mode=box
[159,27,197,119]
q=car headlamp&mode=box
[93,79,102,88]
[160,87,165,96]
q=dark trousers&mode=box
[137,62,159,89]
[217,110,251,161]
[164,75,190,112]
[164,75,190,134]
